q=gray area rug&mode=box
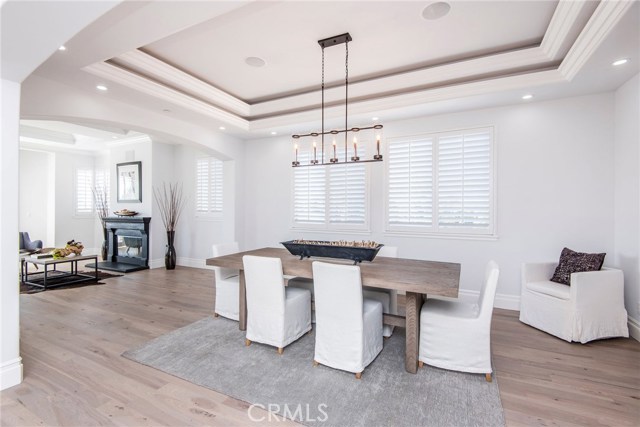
[123,317,505,427]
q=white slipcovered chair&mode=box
[519,262,628,343]
[363,245,399,337]
[243,255,312,354]
[419,260,500,382]
[212,242,240,321]
[312,261,383,379]
[289,247,395,337]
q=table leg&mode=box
[405,291,424,374]
[43,264,49,290]
[94,257,98,281]
[239,270,247,331]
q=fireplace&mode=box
[91,217,151,273]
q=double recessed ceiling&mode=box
[49,1,636,135]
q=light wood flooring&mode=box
[1,266,639,426]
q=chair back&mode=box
[243,255,286,320]
[377,245,398,258]
[212,242,239,281]
[312,261,365,346]
[477,260,500,321]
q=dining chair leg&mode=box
[355,372,362,380]
[485,373,492,382]
[313,360,319,367]
[245,339,251,346]
[277,347,284,355]
[418,361,424,368]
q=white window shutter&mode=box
[328,146,366,225]
[75,168,94,214]
[293,151,326,224]
[388,137,433,226]
[196,157,223,215]
[437,130,491,229]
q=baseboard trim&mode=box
[149,258,165,269]
[176,257,214,269]
[0,357,23,391]
[628,316,640,342]
[458,289,520,311]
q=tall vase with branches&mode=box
[153,183,186,270]
[92,185,110,261]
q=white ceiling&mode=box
[23,0,640,140]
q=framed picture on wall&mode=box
[117,161,142,203]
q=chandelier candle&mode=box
[292,143,300,167]
[352,136,359,161]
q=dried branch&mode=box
[153,182,186,231]
[92,185,109,228]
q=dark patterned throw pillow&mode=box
[550,247,606,285]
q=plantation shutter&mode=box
[437,130,492,229]
[328,146,366,225]
[75,168,94,214]
[388,136,433,226]
[94,169,110,206]
[293,151,326,224]
[196,157,223,214]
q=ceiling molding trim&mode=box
[115,50,251,116]
[19,125,76,144]
[559,0,634,80]
[541,0,591,60]
[83,62,250,130]
[106,134,152,147]
[249,69,564,131]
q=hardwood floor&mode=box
[1,266,639,426]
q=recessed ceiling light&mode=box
[58,45,66,51]
[522,94,534,100]
[271,131,277,135]
[422,2,451,20]
[112,136,118,139]
[372,117,379,121]
[96,84,108,91]
[612,58,629,66]
[245,57,266,67]
[219,126,226,130]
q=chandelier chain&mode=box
[321,47,325,162]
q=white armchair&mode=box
[212,242,240,321]
[243,255,312,354]
[519,262,628,343]
[312,261,383,379]
[419,260,499,381]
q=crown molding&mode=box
[115,50,251,117]
[83,62,250,130]
[541,0,594,60]
[19,124,75,144]
[559,0,634,80]
[106,134,151,147]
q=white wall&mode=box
[150,141,175,265]
[0,78,23,390]
[19,149,53,246]
[614,73,640,339]
[243,93,616,306]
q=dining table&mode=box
[206,247,461,374]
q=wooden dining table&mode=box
[206,247,460,374]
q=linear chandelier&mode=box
[292,33,384,167]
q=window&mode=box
[387,127,494,236]
[75,168,94,215]
[292,144,369,230]
[196,157,223,216]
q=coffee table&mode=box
[21,255,98,290]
